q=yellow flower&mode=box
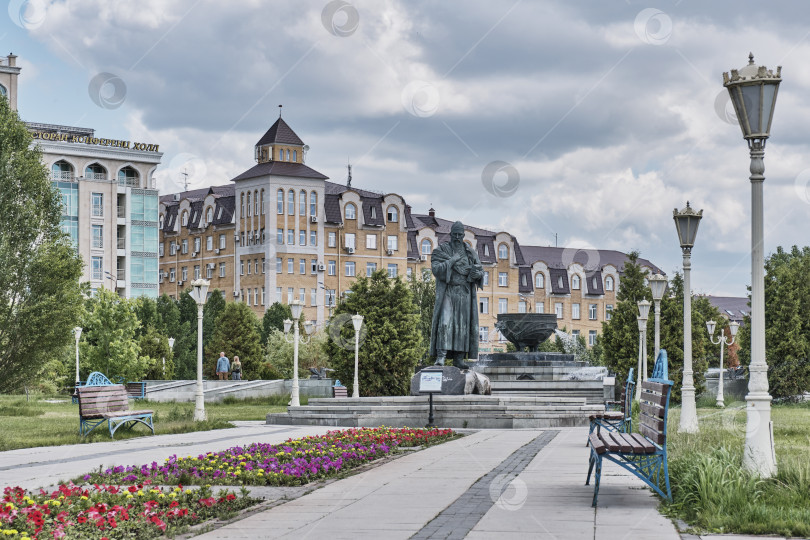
[158,494,165,499]
[126,494,133,499]
[137,491,144,496]
[169,492,177,498]
[185,489,192,494]
[80,496,88,500]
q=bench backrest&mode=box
[639,350,673,448]
[621,368,635,416]
[78,385,129,417]
[333,386,348,398]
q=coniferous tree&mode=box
[204,302,262,379]
[408,270,436,363]
[261,302,293,345]
[324,270,421,396]
[202,289,226,349]
[0,97,85,392]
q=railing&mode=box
[85,173,107,181]
[50,172,75,181]
[117,237,125,249]
[117,178,140,188]
[117,269,125,280]
[117,206,126,218]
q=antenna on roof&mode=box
[347,160,352,188]
[182,168,189,192]
[555,233,558,248]
[278,104,282,118]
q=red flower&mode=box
[128,486,138,493]
[226,494,236,501]
[78,516,87,524]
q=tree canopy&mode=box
[204,302,262,379]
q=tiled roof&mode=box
[549,268,570,294]
[404,205,416,229]
[476,235,496,264]
[255,117,305,146]
[188,200,204,229]
[520,246,665,274]
[407,231,420,260]
[518,267,533,294]
[324,194,343,224]
[411,214,496,237]
[163,205,178,233]
[231,161,327,182]
[159,184,234,205]
[585,270,604,295]
[361,196,384,227]
[703,295,749,323]
[212,196,234,225]
[324,181,384,198]
[512,236,526,265]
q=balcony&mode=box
[117,178,140,188]
[50,172,75,182]
[117,268,126,280]
[117,237,126,249]
[85,173,107,181]
[117,206,126,219]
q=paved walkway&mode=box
[0,424,694,539]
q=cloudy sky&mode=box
[5,0,810,297]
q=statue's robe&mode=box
[429,240,484,359]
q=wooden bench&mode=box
[586,350,672,506]
[587,368,635,445]
[332,385,348,398]
[125,381,146,400]
[77,372,155,438]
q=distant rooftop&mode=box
[703,295,749,323]
[26,122,94,137]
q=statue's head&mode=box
[450,221,465,244]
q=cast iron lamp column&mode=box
[673,202,703,433]
[351,314,364,398]
[166,337,175,379]
[648,273,668,361]
[189,279,210,421]
[707,320,739,408]
[723,53,781,476]
[635,300,650,400]
[283,300,314,407]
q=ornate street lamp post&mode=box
[635,300,650,400]
[673,201,703,433]
[648,273,668,361]
[189,279,210,421]
[73,327,82,387]
[351,314,364,398]
[283,300,314,407]
[707,320,739,408]
[166,337,175,379]
[723,53,781,476]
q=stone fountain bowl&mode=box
[495,313,558,352]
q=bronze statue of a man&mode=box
[429,221,484,369]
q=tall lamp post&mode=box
[723,53,781,476]
[707,320,739,408]
[648,273,668,361]
[166,337,175,379]
[283,300,314,407]
[351,314,364,398]
[73,327,82,387]
[635,300,650,400]
[674,201,703,433]
[189,279,210,421]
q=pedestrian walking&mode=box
[231,356,242,380]
[216,352,230,380]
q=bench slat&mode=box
[641,381,668,394]
[605,432,632,452]
[640,412,665,431]
[629,433,657,453]
[589,433,607,454]
[640,391,668,407]
[79,385,126,395]
[639,422,666,445]
[640,402,665,419]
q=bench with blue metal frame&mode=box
[77,372,155,438]
[586,368,635,445]
[585,350,672,507]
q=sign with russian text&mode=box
[31,131,159,152]
[419,370,443,393]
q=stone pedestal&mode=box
[409,366,491,396]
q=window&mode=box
[366,262,377,275]
[484,244,490,257]
[219,263,226,277]
[311,259,317,273]
[117,166,139,187]
[181,239,188,254]
[170,242,177,256]
[537,302,544,314]
[287,229,294,244]
[262,258,266,273]
[479,327,489,342]
[159,243,164,257]
[194,265,201,280]
[572,330,580,339]
[262,287,266,305]
[219,234,226,250]
[555,302,564,319]
[589,304,598,320]
[498,298,508,314]
[498,244,508,259]
[277,228,283,244]
[387,235,398,251]
[310,192,317,216]
[328,232,336,247]
[480,297,489,314]
[572,303,581,319]
[85,162,106,180]
[91,225,103,249]
[276,257,282,273]
[328,260,336,276]
[288,189,295,215]
[387,206,398,222]
[300,259,306,275]
[299,230,306,245]
[483,271,489,286]
[299,288,305,304]
[279,149,284,161]
[558,276,564,289]
[387,264,397,278]
[254,190,259,215]
[260,190,265,215]
[287,149,290,161]
[345,233,356,249]
[605,276,614,291]
[421,239,432,254]
[345,203,356,220]
[206,264,213,279]
[518,300,527,314]
[246,192,252,217]
[240,193,245,217]
[194,237,201,252]
[181,267,188,281]
[593,277,599,290]
[300,190,306,215]
[169,268,176,282]
[287,287,294,304]
[366,234,377,249]
[255,259,259,274]
[326,289,336,306]
[91,193,103,217]
[572,275,580,290]
[240,260,245,276]
[310,288,317,306]
[91,256,103,280]
[345,261,356,276]
[206,236,213,251]
[277,189,284,214]
[589,330,597,347]
[606,304,614,321]
[310,231,317,246]
[276,287,282,303]
[287,258,294,274]
[498,272,508,287]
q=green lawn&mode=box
[663,402,810,537]
[0,395,297,451]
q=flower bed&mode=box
[0,483,256,539]
[84,427,456,487]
